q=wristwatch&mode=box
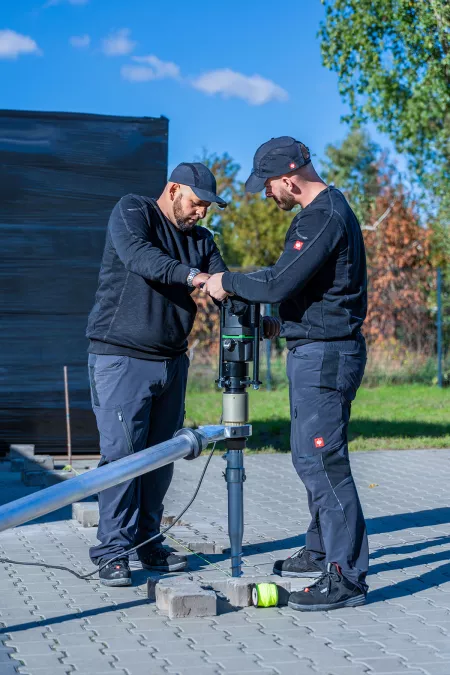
[186,268,201,287]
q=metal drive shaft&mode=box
[225,442,246,577]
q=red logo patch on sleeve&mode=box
[314,437,325,448]
[293,240,304,251]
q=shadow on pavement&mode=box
[0,598,150,635]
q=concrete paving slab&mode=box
[1,450,450,674]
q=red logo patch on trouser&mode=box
[314,437,325,448]
[293,240,304,251]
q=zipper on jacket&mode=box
[117,409,134,453]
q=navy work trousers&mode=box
[88,353,189,564]
[287,335,368,591]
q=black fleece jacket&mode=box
[222,186,367,348]
[86,194,227,360]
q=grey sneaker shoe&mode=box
[273,547,324,578]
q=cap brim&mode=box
[244,171,266,193]
[191,186,227,209]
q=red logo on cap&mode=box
[314,437,325,448]
[289,162,296,169]
[293,241,304,251]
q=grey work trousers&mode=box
[87,353,188,564]
[287,335,368,591]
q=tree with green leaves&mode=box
[201,152,294,268]
[320,0,450,221]
[321,129,381,226]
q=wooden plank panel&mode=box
[0,110,168,453]
[2,263,102,314]
[0,110,168,225]
[1,224,106,262]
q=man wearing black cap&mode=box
[86,163,229,586]
[204,137,369,611]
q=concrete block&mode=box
[181,540,229,554]
[43,469,76,487]
[146,574,162,601]
[81,511,181,531]
[206,575,314,608]
[9,444,35,459]
[22,471,45,487]
[24,456,54,472]
[168,585,217,619]
[186,540,216,554]
[155,578,217,617]
[213,540,230,554]
[10,458,25,472]
[155,577,190,613]
[72,502,99,527]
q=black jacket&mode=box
[222,186,367,347]
[86,194,227,359]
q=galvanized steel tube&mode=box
[0,425,225,533]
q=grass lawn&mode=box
[185,384,450,452]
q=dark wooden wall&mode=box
[0,110,169,453]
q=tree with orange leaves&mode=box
[322,130,434,349]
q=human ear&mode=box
[170,183,180,201]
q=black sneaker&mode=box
[288,563,366,611]
[139,544,187,573]
[273,547,324,578]
[99,558,132,587]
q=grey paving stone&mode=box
[17,669,73,675]
[71,672,128,675]
[318,667,377,675]
[10,653,69,668]
[9,445,35,459]
[0,666,21,675]
[2,450,450,674]
[125,667,173,675]
[270,665,318,675]
[72,502,100,527]
[3,642,60,656]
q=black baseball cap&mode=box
[169,162,227,208]
[245,136,311,193]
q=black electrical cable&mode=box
[0,442,217,581]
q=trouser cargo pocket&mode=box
[92,404,134,462]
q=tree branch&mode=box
[361,200,396,231]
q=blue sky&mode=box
[0,0,395,181]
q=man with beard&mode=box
[204,137,369,611]
[86,162,229,586]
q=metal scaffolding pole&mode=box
[0,425,225,534]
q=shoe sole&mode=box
[274,570,323,578]
[142,561,187,572]
[100,577,132,587]
[288,594,366,611]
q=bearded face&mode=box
[265,178,297,211]
[173,193,197,232]
[172,191,210,232]
[273,187,297,211]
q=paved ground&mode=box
[1,449,450,675]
